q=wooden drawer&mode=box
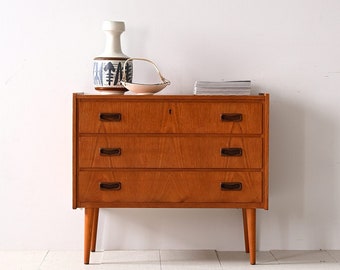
[77,171,263,205]
[78,136,263,169]
[78,101,263,134]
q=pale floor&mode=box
[2,250,340,270]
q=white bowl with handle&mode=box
[121,58,170,95]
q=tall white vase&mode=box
[93,21,132,94]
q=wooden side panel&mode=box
[72,93,79,209]
[262,94,270,209]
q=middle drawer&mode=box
[78,136,263,169]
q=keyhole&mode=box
[168,109,172,115]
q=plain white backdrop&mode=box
[0,0,340,251]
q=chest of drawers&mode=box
[73,93,269,265]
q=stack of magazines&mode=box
[194,80,251,95]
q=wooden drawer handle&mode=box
[221,182,242,191]
[99,113,121,122]
[100,182,121,191]
[221,113,242,122]
[221,148,243,156]
[100,148,121,156]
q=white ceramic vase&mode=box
[93,21,133,94]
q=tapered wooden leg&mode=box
[84,208,94,264]
[246,208,256,265]
[242,209,249,253]
[91,208,99,252]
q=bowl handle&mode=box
[121,58,170,85]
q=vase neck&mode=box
[100,23,128,58]
[103,30,126,57]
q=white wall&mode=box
[1,0,340,251]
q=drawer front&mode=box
[78,171,263,204]
[78,101,263,134]
[78,136,263,169]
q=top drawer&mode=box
[77,100,263,134]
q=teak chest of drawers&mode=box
[73,93,269,265]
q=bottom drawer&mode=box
[77,171,262,204]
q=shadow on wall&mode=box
[88,92,339,251]
[97,208,245,251]
[258,93,339,249]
